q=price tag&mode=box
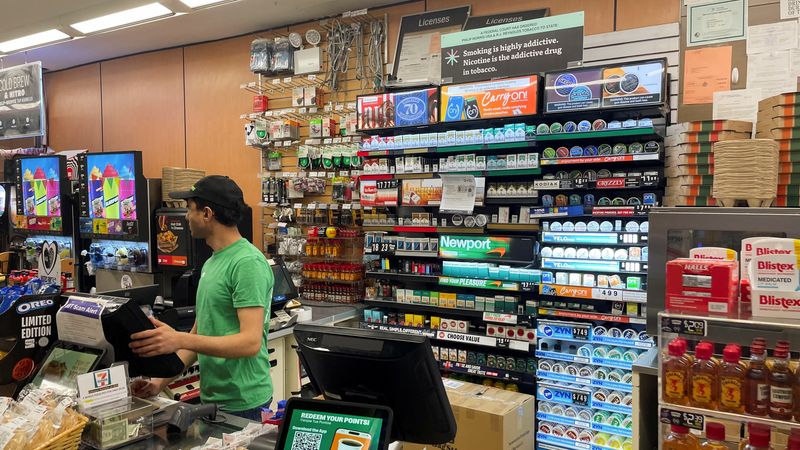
[309,107,318,114]
[572,178,589,189]
[265,111,274,117]
[340,170,350,176]
[299,108,307,114]
[346,102,357,110]
[571,391,590,407]
[308,74,317,81]
[329,204,339,210]
[318,203,328,210]
[271,79,281,85]
[324,138,333,144]
[641,174,659,187]
[293,203,303,209]
[333,138,343,144]
[335,104,345,112]
[573,327,589,340]
[520,281,537,292]
[283,77,292,83]
[495,338,511,349]
[324,105,333,112]
[483,312,517,325]
[371,242,396,253]
[660,408,704,431]
[593,288,622,301]
[327,172,336,179]
[307,204,316,210]
[342,204,352,210]
[661,317,707,336]
[343,137,352,143]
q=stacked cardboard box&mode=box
[664,120,752,206]
[757,93,800,206]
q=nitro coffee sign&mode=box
[441,12,584,84]
[0,62,45,140]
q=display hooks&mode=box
[367,19,385,91]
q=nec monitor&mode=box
[293,324,456,445]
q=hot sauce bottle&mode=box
[719,344,745,413]
[769,341,794,420]
[663,338,690,405]
[745,342,770,416]
[690,341,719,409]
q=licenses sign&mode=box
[464,9,549,30]
[440,12,584,84]
[0,62,45,140]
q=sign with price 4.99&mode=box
[593,288,622,301]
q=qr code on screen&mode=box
[290,431,323,450]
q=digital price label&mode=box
[538,321,590,341]
[370,242,397,253]
[660,408,704,431]
[571,391,590,407]
[661,317,707,336]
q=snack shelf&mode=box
[358,167,542,181]
[360,322,534,351]
[357,140,536,157]
[537,308,647,325]
[659,403,800,431]
[440,361,535,384]
[536,371,634,393]
[541,231,648,246]
[540,153,660,166]
[539,284,648,304]
[536,127,659,142]
[364,298,487,318]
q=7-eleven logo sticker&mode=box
[93,369,111,388]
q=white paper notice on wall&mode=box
[440,175,476,215]
[747,21,799,54]
[747,51,797,100]
[713,89,762,127]
[782,0,800,18]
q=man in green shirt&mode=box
[130,176,274,420]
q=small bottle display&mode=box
[718,344,745,413]
[663,338,690,405]
[663,425,700,450]
[690,342,719,409]
[700,422,727,450]
[770,341,794,420]
[745,341,770,416]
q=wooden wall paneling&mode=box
[0,137,36,150]
[425,0,615,35]
[100,48,186,179]
[184,34,268,249]
[615,0,680,31]
[44,63,103,153]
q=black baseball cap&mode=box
[170,175,245,206]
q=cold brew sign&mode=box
[440,11,584,84]
[0,62,45,140]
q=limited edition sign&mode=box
[440,12,584,84]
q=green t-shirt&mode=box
[195,238,274,411]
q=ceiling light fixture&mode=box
[71,3,173,34]
[178,0,236,8]
[0,29,72,53]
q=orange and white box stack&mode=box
[664,120,752,206]
[757,93,800,207]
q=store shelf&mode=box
[535,351,634,371]
[659,403,800,431]
[536,433,591,450]
[539,284,647,304]
[534,176,661,192]
[302,277,364,285]
[438,276,537,292]
[537,332,652,350]
[357,140,536,157]
[364,272,440,283]
[540,258,647,274]
[538,308,647,325]
[365,250,440,258]
[536,370,633,393]
[530,205,585,219]
[440,361,535,384]
[359,167,542,181]
[541,231,647,246]
[364,298,486,318]
[484,197,539,205]
[540,153,660,166]
[536,412,591,430]
[592,401,632,415]
[360,323,534,351]
[590,205,654,217]
[536,127,659,142]
[361,226,486,234]
[486,223,540,232]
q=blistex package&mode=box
[748,238,800,318]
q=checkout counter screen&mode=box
[85,152,137,220]
[14,156,64,232]
[283,408,384,450]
